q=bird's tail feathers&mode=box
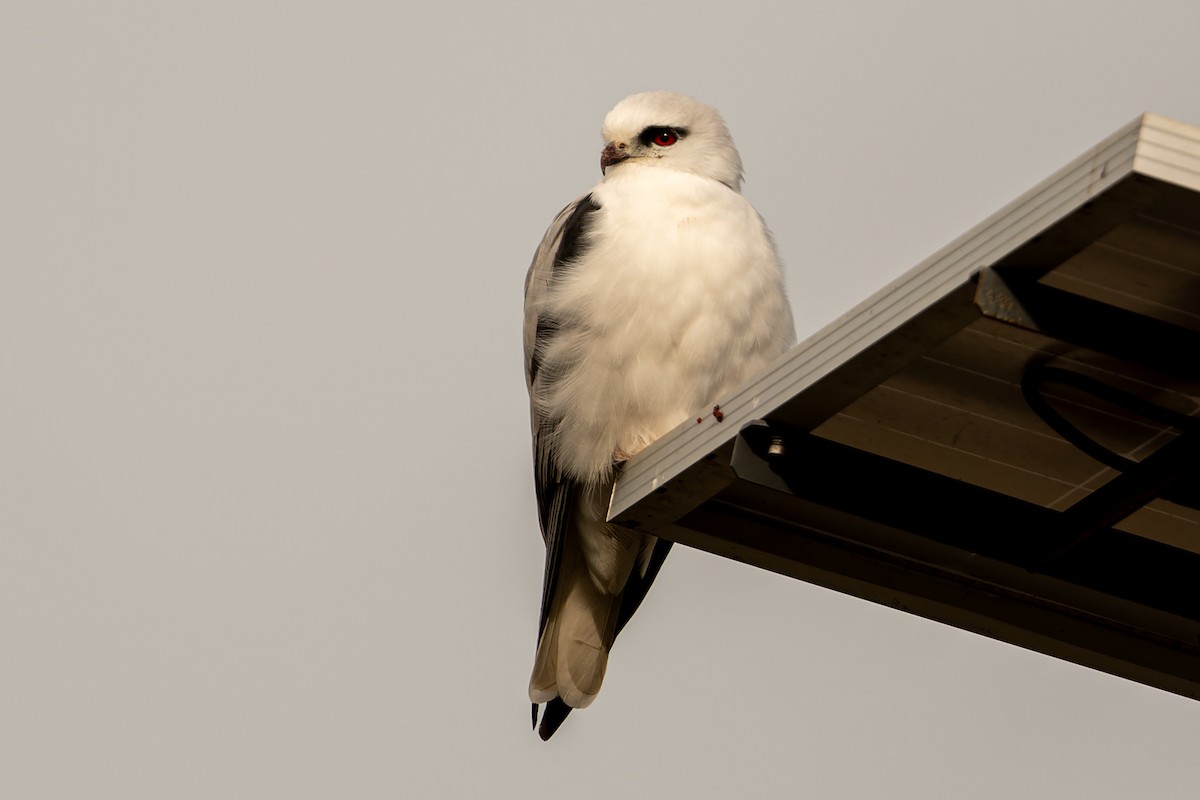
[528,535,623,710]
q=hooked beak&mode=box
[600,142,629,174]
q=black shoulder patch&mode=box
[552,193,600,274]
[529,195,600,387]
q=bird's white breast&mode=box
[538,166,794,484]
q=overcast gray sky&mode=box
[4,1,1199,797]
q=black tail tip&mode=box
[534,698,573,741]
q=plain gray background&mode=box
[4,1,1199,797]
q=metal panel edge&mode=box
[610,115,1169,521]
[1134,113,1200,191]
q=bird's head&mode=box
[599,91,744,191]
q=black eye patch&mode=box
[638,126,688,147]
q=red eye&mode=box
[653,131,678,147]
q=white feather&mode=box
[537,164,794,483]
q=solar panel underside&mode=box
[813,211,1200,554]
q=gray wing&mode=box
[524,193,601,739]
[523,193,599,634]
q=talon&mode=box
[712,405,725,423]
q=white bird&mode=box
[523,91,795,739]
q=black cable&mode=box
[1021,362,1200,511]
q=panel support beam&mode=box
[974,267,1200,380]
